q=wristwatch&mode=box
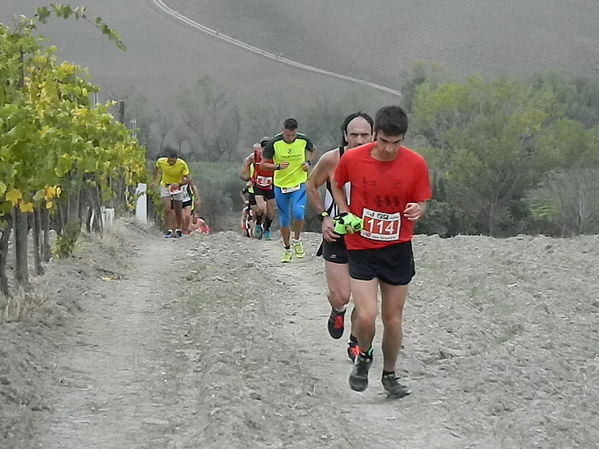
[317,211,329,222]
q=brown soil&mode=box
[1,223,598,448]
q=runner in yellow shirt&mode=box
[261,118,316,262]
[151,147,190,238]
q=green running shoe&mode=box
[281,249,292,263]
[292,240,305,259]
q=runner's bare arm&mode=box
[240,154,254,181]
[190,183,201,213]
[306,150,336,213]
[307,151,340,242]
[330,171,350,214]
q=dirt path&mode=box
[7,227,597,448]
[31,235,197,448]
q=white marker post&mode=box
[135,183,148,225]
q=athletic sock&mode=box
[264,217,273,231]
[284,245,291,250]
[382,370,395,379]
[360,348,373,359]
[334,306,346,313]
[256,214,263,225]
[349,334,358,344]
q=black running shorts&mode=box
[347,241,415,286]
[316,236,348,264]
[253,187,275,200]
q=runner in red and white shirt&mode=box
[331,105,431,398]
[240,138,275,240]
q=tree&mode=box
[412,76,562,235]
[0,5,145,295]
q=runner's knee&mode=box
[354,307,377,323]
[381,314,402,329]
[329,287,350,306]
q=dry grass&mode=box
[0,289,52,324]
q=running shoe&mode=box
[254,224,263,239]
[381,373,411,398]
[175,229,183,238]
[164,230,174,238]
[349,350,372,392]
[263,230,271,240]
[292,240,305,259]
[281,249,292,263]
[327,307,346,339]
[347,339,360,363]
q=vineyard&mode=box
[0,6,145,302]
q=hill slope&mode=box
[0,0,393,106]
[168,0,599,87]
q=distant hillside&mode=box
[169,0,599,88]
[0,0,392,107]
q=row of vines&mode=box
[0,6,146,297]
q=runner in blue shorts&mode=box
[261,118,316,262]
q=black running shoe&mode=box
[349,351,372,392]
[381,373,411,398]
[327,307,346,339]
[175,229,183,238]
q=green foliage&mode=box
[52,224,79,259]
[412,76,568,235]
[0,6,145,266]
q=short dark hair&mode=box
[164,147,178,159]
[340,111,374,146]
[374,106,408,137]
[283,118,298,130]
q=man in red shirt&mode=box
[331,105,431,398]
[240,138,276,240]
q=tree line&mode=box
[131,64,599,237]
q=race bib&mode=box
[360,208,401,241]
[168,184,183,195]
[256,175,273,188]
[281,184,300,194]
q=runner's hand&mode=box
[322,216,339,242]
[279,162,290,170]
[404,202,424,221]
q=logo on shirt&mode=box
[374,195,401,208]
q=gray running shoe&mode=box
[381,373,411,398]
[349,352,372,392]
